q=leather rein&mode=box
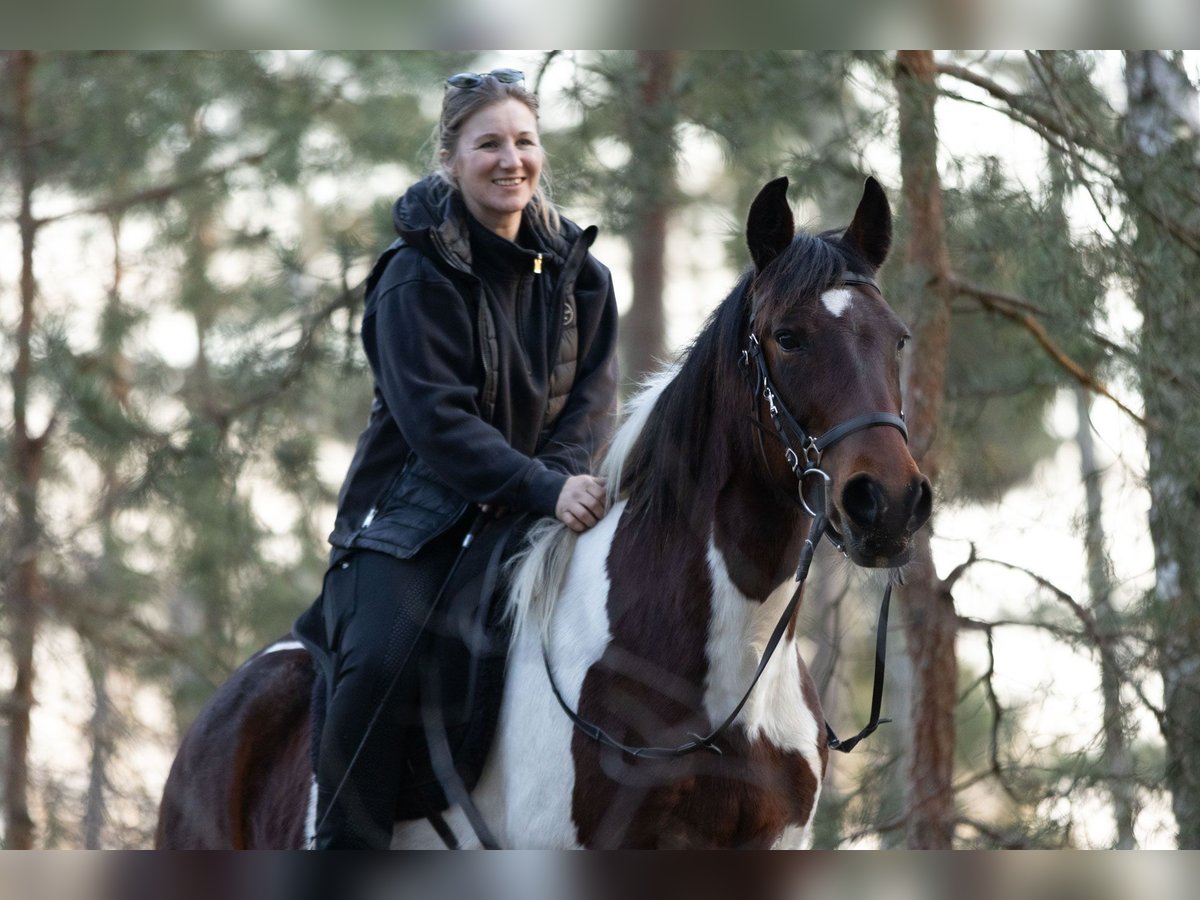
[543,271,905,760]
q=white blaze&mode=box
[821,287,854,317]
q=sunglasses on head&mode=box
[445,68,525,90]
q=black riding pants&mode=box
[314,517,471,849]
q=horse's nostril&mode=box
[909,476,933,532]
[842,474,885,528]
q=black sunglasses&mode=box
[445,68,525,90]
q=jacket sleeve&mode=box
[536,258,620,477]
[365,260,566,516]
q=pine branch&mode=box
[221,284,358,422]
[937,59,1200,258]
[1027,51,1200,212]
[971,556,1166,731]
[533,50,561,97]
[839,813,908,847]
[33,149,270,227]
[955,815,1033,848]
[959,614,1094,643]
[937,61,1101,156]
[953,614,1033,809]
[941,541,977,593]
[950,276,1145,426]
[46,581,221,690]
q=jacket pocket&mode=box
[358,455,470,558]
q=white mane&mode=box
[505,362,681,640]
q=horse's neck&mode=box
[711,455,809,600]
[608,428,806,692]
[626,417,808,605]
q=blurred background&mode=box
[1,49,1199,849]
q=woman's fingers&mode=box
[556,474,608,532]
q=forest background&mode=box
[2,50,1199,849]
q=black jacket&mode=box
[326,176,619,560]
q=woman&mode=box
[294,68,619,849]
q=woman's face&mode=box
[448,98,543,241]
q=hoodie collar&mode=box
[392,175,576,274]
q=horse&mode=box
[155,175,932,849]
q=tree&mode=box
[4,48,48,851]
[1122,49,1200,848]
[892,49,958,850]
[618,51,678,382]
[0,50,468,846]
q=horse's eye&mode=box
[897,334,910,352]
[774,330,805,352]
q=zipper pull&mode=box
[533,252,543,275]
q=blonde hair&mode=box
[433,75,561,235]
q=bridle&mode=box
[542,270,907,762]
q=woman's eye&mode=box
[774,330,804,352]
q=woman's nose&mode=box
[497,143,519,168]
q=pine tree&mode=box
[1122,49,1200,848]
[0,50,469,846]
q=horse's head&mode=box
[746,176,932,567]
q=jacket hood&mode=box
[391,175,586,269]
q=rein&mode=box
[543,270,903,761]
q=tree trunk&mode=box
[82,651,113,849]
[5,49,44,851]
[893,49,958,849]
[621,50,677,384]
[1122,50,1200,849]
[1074,386,1137,848]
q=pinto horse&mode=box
[156,176,931,849]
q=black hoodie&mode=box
[325,176,619,560]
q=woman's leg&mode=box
[313,524,468,849]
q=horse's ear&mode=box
[747,177,795,273]
[842,176,892,270]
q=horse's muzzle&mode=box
[835,472,932,567]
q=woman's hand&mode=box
[555,474,607,533]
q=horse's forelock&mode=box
[751,233,847,327]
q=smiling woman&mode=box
[280,68,621,849]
